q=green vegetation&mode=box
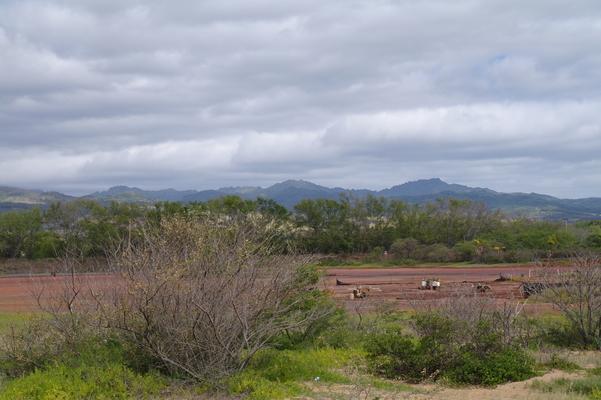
[540,354,583,372]
[0,305,600,399]
[532,369,601,399]
[1,207,601,399]
[228,348,358,399]
[0,313,32,333]
[0,340,165,400]
[365,313,535,385]
[1,195,600,265]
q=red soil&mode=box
[322,264,556,313]
[0,264,557,313]
[0,273,118,312]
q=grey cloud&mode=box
[1,0,601,197]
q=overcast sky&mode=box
[1,0,601,197]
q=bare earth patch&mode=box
[299,370,586,400]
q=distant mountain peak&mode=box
[379,178,471,197]
[3,178,601,220]
[267,179,329,191]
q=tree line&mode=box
[1,195,600,262]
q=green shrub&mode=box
[0,339,166,400]
[453,241,476,261]
[446,347,534,385]
[0,362,165,400]
[366,314,535,386]
[540,354,582,372]
[390,238,420,259]
[228,347,360,400]
[422,244,456,262]
[365,330,431,382]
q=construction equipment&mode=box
[476,283,491,293]
[419,278,441,290]
[349,286,370,299]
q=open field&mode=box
[0,273,118,312]
[0,263,558,313]
[323,263,558,312]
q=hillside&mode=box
[0,186,74,209]
[1,179,601,220]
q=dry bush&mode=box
[90,215,329,383]
[10,214,330,384]
[540,253,601,348]
[411,288,526,346]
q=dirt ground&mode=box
[323,263,557,313]
[0,263,558,312]
[0,273,118,312]
[305,369,587,400]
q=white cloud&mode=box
[1,0,601,197]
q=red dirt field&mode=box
[0,264,559,313]
[322,264,558,313]
[0,273,119,312]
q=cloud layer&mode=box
[1,0,600,197]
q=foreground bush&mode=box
[365,299,535,385]
[27,214,333,385]
[0,362,165,400]
[228,347,359,400]
[0,339,165,400]
[539,254,601,349]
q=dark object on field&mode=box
[495,273,512,282]
[520,282,546,298]
[520,282,568,298]
[337,279,398,286]
[351,286,369,299]
[476,283,491,293]
[419,278,440,290]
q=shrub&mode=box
[446,347,534,385]
[365,330,441,382]
[88,215,331,383]
[422,244,455,262]
[0,362,165,400]
[390,238,420,260]
[453,241,476,261]
[228,347,358,400]
[0,317,76,377]
[365,246,385,262]
[539,254,601,348]
[540,354,581,372]
[366,308,535,385]
[0,339,166,400]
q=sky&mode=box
[1,0,601,198]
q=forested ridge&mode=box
[1,195,600,263]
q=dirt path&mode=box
[305,370,584,400]
[430,370,584,400]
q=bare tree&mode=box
[93,214,330,383]
[540,253,601,348]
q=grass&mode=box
[0,338,167,400]
[228,347,359,399]
[531,368,601,399]
[0,313,33,333]
[226,347,416,400]
[0,362,166,400]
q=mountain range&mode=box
[1,179,600,221]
